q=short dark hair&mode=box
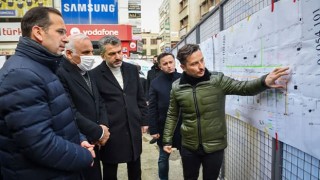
[157,52,175,64]
[98,35,121,56]
[177,44,201,65]
[21,7,62,37]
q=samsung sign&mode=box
[61,0,118,24]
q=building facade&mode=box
[157,0,220,50]
[158,0,180,53]
[140,31,160,59]
[0,0,143,57]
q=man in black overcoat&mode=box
[56,34,110,180]
[92,35,148,180]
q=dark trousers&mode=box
[82,146,102,180]
[102,157,141,180]
[158,146,170,180]
[181,146,224,180]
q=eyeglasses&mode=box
[38,26,67,36]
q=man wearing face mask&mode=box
[56,33,110,180]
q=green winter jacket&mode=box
[162,71,268,153]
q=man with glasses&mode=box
[0,7,94,179]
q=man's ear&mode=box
[31,26,44,43]
[65,50,73,60]
[100,53,105,61]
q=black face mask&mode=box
[154,62,159,67]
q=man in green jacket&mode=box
[162,44,289,180]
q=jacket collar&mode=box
[159,70,181,82]
[15,37,63,72]
[151,64,160,70]
[180,68,211,86]
[61,57,79,73]
[61,57,94,95]
[98,61,130,90]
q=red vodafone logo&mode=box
[130,42,136,49]
[70,27,81,35]
[82,29,119,36]
[66,24,132,41]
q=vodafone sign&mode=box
[66,24,132,41]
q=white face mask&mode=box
[78,56,95,71]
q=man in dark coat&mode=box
[56,33,110,180]
[146,55,161,98]
[92,35,148,180]
[0,7,94,179]
[148,52,182,180]
[146,55,161,144]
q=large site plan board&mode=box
[213,0,320,159]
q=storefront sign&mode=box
[0,23,21,42]
[128,4,141,11]
[61,0,118,24]
[0,0,53,18]
[129,12,141,19]
[66,24,132,41]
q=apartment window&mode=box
[142,39,146,44]
[200,1,209,16]
[151,39,157,45]
[180,16,188,28]
[151,49,157,56]
[179,0,188,11]
[142,49,146,56]
[213,0,220,6]
[200,0,218,16]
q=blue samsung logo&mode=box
[63,3,115,12]
[61,0,118,24]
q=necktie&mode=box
[82,72,92,93]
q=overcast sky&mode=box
[141,0,163,33]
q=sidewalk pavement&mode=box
[117,133,184,180]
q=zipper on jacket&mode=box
[192,87,202,145]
